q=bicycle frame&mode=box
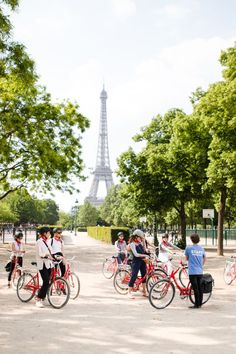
[20,263,62,295]
[168,267,191,297]
[127,260,157,291]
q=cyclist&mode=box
[159,233,180,274]
[127,232,149,299]
[8,231,25,288]
[35,226,54,308]
[50,227,66,277]
[185,233,206,309]
[114,232,127,265]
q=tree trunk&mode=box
[217,188,227,256]
[179,200,186,248]
[153,214,159,246]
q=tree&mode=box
[58,211,72,230]
[0,2,90,201]
[39,199,59,225]
[99,184,141,227]
[195,42,236,255]
[0,199,17,222]
[77,201,100,227]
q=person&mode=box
[51,227,66,277]
[35,226,54,308]
[159,233,180,274]
[128,232,149,299]
[114,232,127,265]
[132,229,147,252]
[8,231,25,288]
[185,233,206,309]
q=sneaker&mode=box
[35,300,44,308]
[42,299,50,306]
[128,293,135,299]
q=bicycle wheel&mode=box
[179,266,189,287]
[12,268,22,289]
[223,263,233,285]
[146,269,168,292]
[16,273,36,302]
[47,277,70,309]
[113,269,130,295]
[68,272,80,299]
[189,286,212,305]
[102,258,116,279]
[149,279,175,309]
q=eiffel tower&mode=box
[86,86,114,207]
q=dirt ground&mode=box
[1,232,236,354]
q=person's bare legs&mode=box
[142,283,148,297]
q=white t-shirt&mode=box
[51,237,64,254]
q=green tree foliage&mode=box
[8,189,39,224]
[0,2,90,200]
[6,189,59,224]
[117,108,210,246]
[77,201,100,227]
[194,42,236,255]
[0,199,17,222]
[99,184,140,227]
[38,199,59,225]
[58,211,72,230]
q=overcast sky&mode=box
[11,0,236,212]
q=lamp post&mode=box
[74,199,78,236]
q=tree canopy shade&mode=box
[0,2,90,200]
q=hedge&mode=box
[87,226,130,244]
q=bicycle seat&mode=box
[31,262,37,266]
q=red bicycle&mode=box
[54,256,80,299]
[223,256,236,285]
[113,258,167,295]
[16,261,70,309]
[102,255,129,279]
[148,262,212,309]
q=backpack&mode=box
[201,273,214,293]
[5,261,11,272]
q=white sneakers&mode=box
[35,300,44,308]
[127,293,135,299]
[42,298,50,306]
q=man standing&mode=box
[185,234,206,309]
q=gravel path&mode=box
[0,232,236,354]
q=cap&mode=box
[53,227,63,233]
[117,232,124,236]
[132,229,144,237]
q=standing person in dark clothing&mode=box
[35,226,54,308]
[185,234,206,309]
[128,232,148,299]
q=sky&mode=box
[10,0,236,212]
